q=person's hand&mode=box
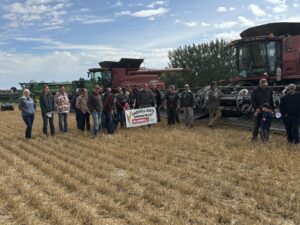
[256,108,261,113]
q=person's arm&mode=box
[76,96,81,111]
[51,96,55,112]
[191,92,195,107]
[152,92,156,107]
[40,96,45,113]
[18,97,24,111]
[279,96,286,116]
[270,89,275,109]
[87,95,95,112]
[251,90,258,111]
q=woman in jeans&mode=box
[55,86,70,133]
[18,89,36,140]
[40,85,55,136]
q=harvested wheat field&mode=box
[0,110,299,225]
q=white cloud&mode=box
[238,16,255,26]
[266,0,288,13]
[147,1,168,8]
[116,7,168,18]
[215,31,240,41]
[248,4,266,16]
[201,22,209,27]
[214,21,237,29]
[70,15,113,24]
[229,7,236,11]
[217,6,227,12]
[112,0,123,7]
[131,7,169,17]
[2,0,71,29]
[266,0,281,3]
[185,21,197,27]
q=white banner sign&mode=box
[125,107,157,128]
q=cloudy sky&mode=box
[0,0,299,88]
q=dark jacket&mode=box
[40,93,55,113]
[251,86,274,110]
[116,92,128,111]
[139,90,155,107]
[151,88,162,106]
[103,92,114,112]
[165,91,180,109]
[180,91,195,107]
[261,111,273,130]
[88,92,102,112]
[280,92,300,117]
[130,88,140,108]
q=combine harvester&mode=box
[20,58,184,101]
[197,22,300,132]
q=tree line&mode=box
[161,39,236,89]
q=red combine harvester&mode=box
[87,58,184,90]
[197,22,300,117]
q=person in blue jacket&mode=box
[18,89,36,140]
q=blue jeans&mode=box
[104,111,114,134]
[283,116,300,144]
[22,114,34,139]
[117,110,126,128]
[58,113,68,132]
[92,111,101,136]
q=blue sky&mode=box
[0,0,299,88]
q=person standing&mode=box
[250,78,274,141]
[116,87,128,128]
[130,85,140,109]
[260,103,273,142]
[88,85,102,137]
[76,88,91,131]
[55,86,70,133]
[164,85,180,126]
[280,83,300,144]
[139,83,156,108]
[40,85,55,136]
[151,84,162,122]
[207,81,221,128]
[103,87,115,134]
[18,89,36,140]
[180,84,195,128]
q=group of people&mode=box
[248,78,300,144]
[18,79,300,145]
[204,78,300,145]
[18,83,161,140]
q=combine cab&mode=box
[198,22,300,117]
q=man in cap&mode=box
[251,78,274,141]
[280,84,300,144]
